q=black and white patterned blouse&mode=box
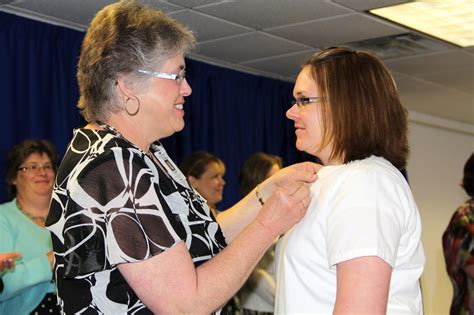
[46,126,228,314]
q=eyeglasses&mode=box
[291,97,327,109]
[137,69,186,84]
[17,164,54,174]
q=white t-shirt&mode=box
[275,156,425,314]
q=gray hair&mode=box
[77,0,196,122]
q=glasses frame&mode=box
[17,164,54,173]
[292,96,327,109]
[137,69,186,83]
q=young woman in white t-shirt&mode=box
[275,47,425,314]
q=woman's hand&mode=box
[258,162,322,202]
[256,184,311,237]
[0,252,21,274]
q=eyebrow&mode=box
[294,91,307,97]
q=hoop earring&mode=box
[125,96,140,116]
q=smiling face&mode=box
[286,66,335,165]
[189,161,226,207]
[12,152,55,200]
[137,53,192,140]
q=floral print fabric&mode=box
[442,198,474,315]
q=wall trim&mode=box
[408,110,474,136]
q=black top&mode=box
[46,127,227,314]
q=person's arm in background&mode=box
[0,217,52,301]
[0,252,21,274]
[217,162,320,241]
[119,184,310,314]
[0,251,21,294]
[461,221,474,278]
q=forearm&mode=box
[189,219,276,313]
[218,184,272,242]
[217,189,261,242]
[124,219,278,314]
[0,254,52,301]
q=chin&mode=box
[295,140,306,153]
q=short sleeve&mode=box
[326,169,406,268]
[61,146,181,276]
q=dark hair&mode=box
[77,0,196,122]
[462,153,474,197]
[239,153,282,196]
[180,151,224,179]
[303,47,409,169]
[6,139,57,200]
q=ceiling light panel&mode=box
[370,0,474,47]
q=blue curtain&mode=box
[0,11,308,207]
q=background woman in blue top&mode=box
[0,139,60,314]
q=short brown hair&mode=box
[77,0,196,122]
[180,151,224,179]
[303,47,409,169]
[239,153,282,196]
[6,139,57,200]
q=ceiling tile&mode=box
[332,0,410,11]
[167,0,224,8]
[463,46,474,55]
[385,50,474,75]
[345,33,451,60]
[196,0,351,30]
[268,13,407,48]
[196,32,310,63]
[240,50,317,77]
[8,0,183,28]
[170,10,251,42]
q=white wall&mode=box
[407,111,474,315]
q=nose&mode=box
[286,103,299,121]
[37,166,48,176]
[181,78,192,97]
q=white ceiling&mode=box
[1,0,473,125]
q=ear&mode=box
[116,73,137,100]
[188,175,199,187]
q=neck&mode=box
[16,193,50,214]
[208,203,218,217]
[105,114,155,152]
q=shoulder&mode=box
[320,156,407,196]
[63,128,149,179]
[449,200,474,227]
[0,200,18,221]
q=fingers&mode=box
[0,252,21,273]
[294,161,323,175]
[286,163,320,184]
[299,195,311,210]
[1,258,15,273]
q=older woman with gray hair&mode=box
[46,1,319,314]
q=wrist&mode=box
[254,215,280,240]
